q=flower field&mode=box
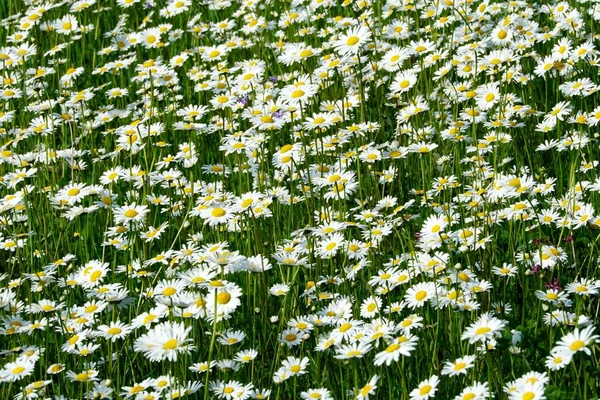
[1,0,600,398]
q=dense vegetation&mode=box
[0,0,599,399]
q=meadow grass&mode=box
[0,0,599,399]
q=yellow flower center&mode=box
[124,209,138,218]
[522,393,535,400]
[107,327,122,335]
[454,362,467,370]
[90,270,102,282]
[360,385,373,397]
[346,36,360,45]
[300,49,313,57]
[415,290,427,301]
[385,343,400,353]
[475,327,491,335]
[419,385,432,395]
[285,333,297,342]
[211,208,226,217]
[75,373,90,381]
[163,287,176,296]
[570,340,585,351]
[241,199,253,208]
[217,292,231,304]
[85,305,98,313]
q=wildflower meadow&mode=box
[1,0,600,399]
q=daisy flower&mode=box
[280,328,303,348]
[545,350,572,371]
[280,83,318,105]
[441,355,477,376]
[270,283,290,296]
[140,28,162,48]
[334,342,372,359]
[55,14,78,35]
[301,388,332,400]
[420,214,448,239]
[66,369,99,383]
[553,325,598,356]
[0,359,35,382]
[218,330,246,346]
[316,233,346,258]
[409,375,439,400]
[565,278,599,296]
[281,356,309,376]
[380,46,411,72]
[454,382,490,400]
[391,71,418,94]
[114,203,150,226]
[476,83,500,111]
[234,349,258,364]
[60,182,89,204]
[200,205,237,226]
[207,284,243,315]
[373,334,418,366]
[404,282,437,309]
[100,167,125,185]
[210,380,246,400]
[333,25,372,56]
[461,314,507,344]
[356,375,379,400]
[106,87,128,99]
[360,295,382,319]
[154,279,187,299]
[507,382,545,400]
[96,321,132,342]
[77,260,109,288]
[189,361,216,374]
[134,321,194,362]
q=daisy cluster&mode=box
[0,0,600,399]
